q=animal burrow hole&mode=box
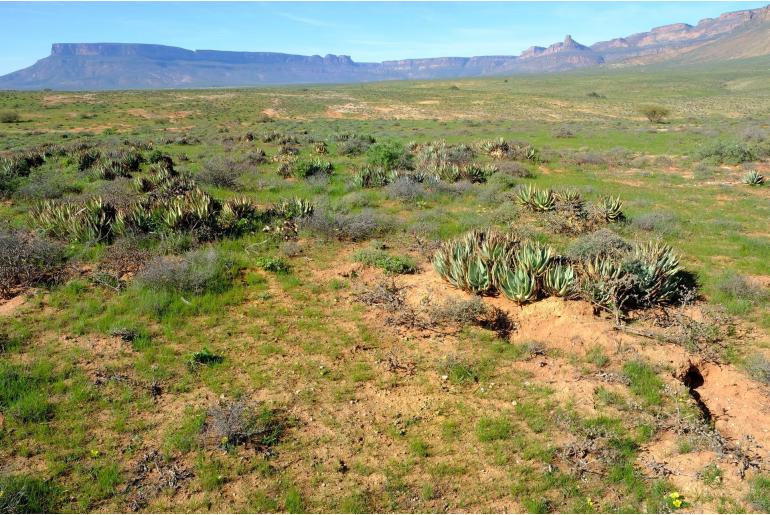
[681,364,711,422]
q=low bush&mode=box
[0,111,20,123]
[745,353,770,386]
[353,247,416,274]
[714,271,767,304]
[15,171,83,200]
[135,248,237,294]
[367,141,412,170]
[199,158,243,189]
[694,140,757,165]
[568,151,606,166]
[337,134,376,156]
[0,231,66,298]
[631,212,678,235]
[204,400,284,449]
[302,209,392,242]
[743,126,767,143]
[639,105,670,123]
[566,229,631,260]
[385,176,427,202]
[553,127,575,138]
[494,160,534,178]
[292,159,333,178]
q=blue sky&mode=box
[0,1,767,75]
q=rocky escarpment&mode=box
[1,4,769,89]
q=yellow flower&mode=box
[90,449,100,458]
[672,499,682,508]
[669,492,680,499]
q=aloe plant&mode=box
[743,170,765,186]
[272,197,314,219]
[629,241,682,304]
[515,241,552,276]
[531,188,556,211]
[515,184,535,207]
[499,268,537,304]
[555,188,583,205]
[516,186,555,211]
[32,197,117,242]
[433,229,517,295]
[597,196,624,222]
[543,263,576,297]
[353,166,389,188]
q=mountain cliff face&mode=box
[1,5,769,90]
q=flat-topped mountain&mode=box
[1,4,768,90]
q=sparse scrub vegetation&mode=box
[1,60,769,513]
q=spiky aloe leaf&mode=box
[499,268,537,304]
[629,241,681,304]
[515,185,535,207]
[466,256,492,294]
[598,195,624,222]
[515,241,552,276]
[543,263,576,297]
[531,188,556,212]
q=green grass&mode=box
[0,474,62,513]
[749,474,770,512]
[623,360,664,406]
[476,416,513,442]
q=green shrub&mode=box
[293,159,333,178]
[695,140,757,164]
[440,356,478,384]
[353,248,416,274]
[639,105,670,123]
[254,256,291,274]
[366,141,411,170]
[188,347,224,368]
[0,111,20,123]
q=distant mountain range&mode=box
[1,4,769,90]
